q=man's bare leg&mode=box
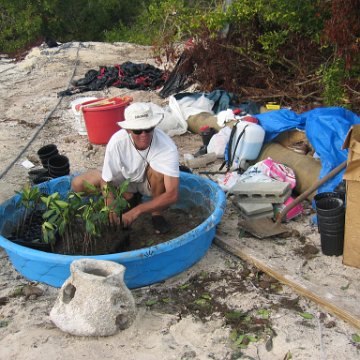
[72,169,134,201]
[71,169,102,192]
[146,166,166,216]
[146,167,170,234]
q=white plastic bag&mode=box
[217,109,235,127]
[156,97,188,136]
[216,171,241,192]
[207,126,232,158]
[156,95,215,137]
[180,94,214,119]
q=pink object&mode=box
[274,196,303,221]
[259,158,296,189]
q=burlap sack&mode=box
[256,142,321,199]
[187,112,221,134]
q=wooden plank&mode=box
[214,234,360,329]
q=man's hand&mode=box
[109,211,121,225]
[121,208,140,228]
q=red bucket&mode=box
[81,97,132,144]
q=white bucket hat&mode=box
[119,102,164,130]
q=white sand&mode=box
[0,42,359,359]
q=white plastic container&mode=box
[230,120,265,170]
[70,97,97,135]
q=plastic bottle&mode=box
[230,119,265,170]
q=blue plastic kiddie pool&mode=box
[0,172,226,289]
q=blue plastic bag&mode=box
[255,107,360,193]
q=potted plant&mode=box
[7,184,50,251]
[40,180,130,255]
[7,179,130,255]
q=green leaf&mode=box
[145,299,158,306]
[229,330,238,341]
[225,310,244,320]
[0,320,9,328]
[83,181,97,193]
[235,334,245,345]
[43,209,56,219]
[49,192,60,200]
[119,179,130,194]
[247,335,257,342]
[58,221,66,235]
[179,283,191,290]
[201,293,211,300]
[340,282,350,291]
[11,286,24,297]
[42,221,55,230]
[299,312,314,320]
[85,220,96,235]
[238,228,246,238]
[257,309,270,319]
[41,196,51,207]
[54,200,68,209]
[352,333,360,343]
[194,298,209,307]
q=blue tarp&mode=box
[255,107,360,193]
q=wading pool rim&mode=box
[0,172,226,289]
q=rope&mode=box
[0,43,81,180]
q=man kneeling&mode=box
[72,102,179,234]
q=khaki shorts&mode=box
[126,180,152,197]
[98,168,152,197]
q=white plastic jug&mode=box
[230,119,265,170]
[70,97,97,135]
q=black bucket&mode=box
[28,168,49,180]
[37,144,59,168]
[314,191,342,203]
[316,213,345,234]
[319,231,344,256]
[315,197,344,216]
[48,155,70,177]
[316,211,345,225]
[315,194,345,256]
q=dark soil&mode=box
[127,206,207,250]
[52,206,208,256]
[294,243,320,260]
[8,210,52,252]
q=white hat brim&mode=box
[118,113,164,130]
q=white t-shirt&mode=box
[102,128,179,186]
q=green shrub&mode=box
[319,58,349,108]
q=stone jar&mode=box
[50,258,136,336]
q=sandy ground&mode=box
[0,42,360,359]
